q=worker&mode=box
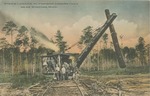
[63,62,69,80]
[61,65,66,80]
[48,58,55,72]
[55,65,60,80]
[43,59,48,66]
[43,59,48,73]
[73,68,79,80]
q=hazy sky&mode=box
[0,0,149,52]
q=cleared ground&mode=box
[80,74,150,96]
[0,74,150,96]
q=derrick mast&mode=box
[75,13,117,68]
[75,10,126,69]
[105,9,126,68]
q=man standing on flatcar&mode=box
[64,62,69,80]
[61,65,66,80]
[43,59,48,74]
[55,65,60,80]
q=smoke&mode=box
[0,11,59,51]
[0,11,8,26]
[0,11,19,31]
[34,35,59,52]
[0,11,10,32]
[30,28,59,51]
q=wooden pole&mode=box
[105,9,126,68]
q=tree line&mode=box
[0,21,150,76]
[78,26,150,71]
[0,21,67,76]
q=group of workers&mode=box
[55,64,68,80]
[42,57,76,80]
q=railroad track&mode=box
[72,80,84,96]
[29,80,86,96]
[44,80,85,96]
[28,81,54,96]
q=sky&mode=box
[0,0,150,53]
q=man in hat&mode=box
[61,65,66,80]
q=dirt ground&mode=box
[80,74,150,96]
[0,74,150,96]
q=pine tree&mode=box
[55,30,67,53]
[136,37,146,66]
[79,26,93,45]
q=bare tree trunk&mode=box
[102,56,104,71]
[11,52,14,76]
[97,49,100,71]
[96,43,99,71]
[33,52,36,76]
[11,31,13,45]
[3,49,6,77]
[20,53,21,73]
[26,53,29,77]
[40,55,43,76]
[0,55,1,72]
[11,31,14,76]
[16,53,20,74]
[148,47,150,65]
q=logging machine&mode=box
[41,9,126,79]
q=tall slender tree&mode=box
[136,37,146,66]
[0,38,10,76]
[78,26,93,71]
[145,44,150,65]
[102,33,108,69]
[2,21,17,75]
[15,26,29,75]
[30,36,38,76]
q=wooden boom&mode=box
[75,13,117,68]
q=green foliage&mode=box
[14,25,30,53]
[0,74,11,83]
[90,48,117,66]
[18,26,28,34]
[30,36,38,47]
[100,48,117,60]
[81,66,150,76]
[0,47,12,66]
[123,46,137,61]
[136,37,146,65]
[79,26,93,45]
[11,74,47,88]
[102,33,108,48]
[2,21,17,35]
[55,30,67,53]
[0,38,10,48]
[136,37,145,52]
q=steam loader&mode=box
[75,11,126,69]
[41,10,126,79]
